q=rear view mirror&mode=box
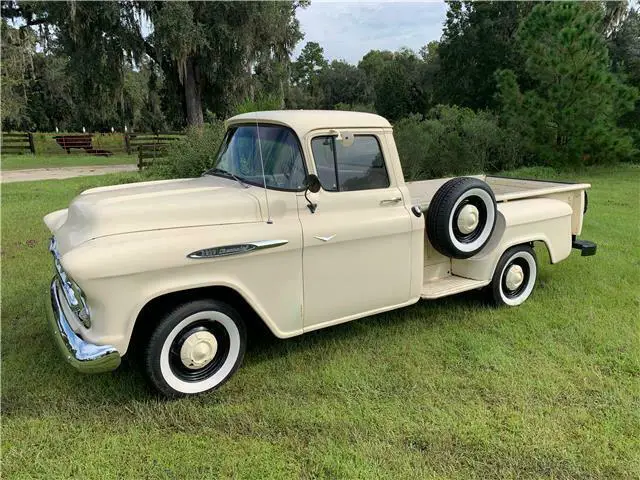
[304,174,321,213]
[305,174,321,193]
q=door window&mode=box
[310,135,390,192]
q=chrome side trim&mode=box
[187,239,289,259]
[47,278,121,373]
[314,234,336,242]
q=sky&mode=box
[293,1,449,64]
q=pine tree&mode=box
[496,2,638,166]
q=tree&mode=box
[358,49,394,79]
[285,41,328,109]
[317,60,368,109]
[373,48,435,121]
[27,53,74,131]
[608,8,640,155]
[357,49,394,103]
[143,1,305,125]
[496,2,638,166]
[375,59,412,121]
[419,41,439,64]
[291,41,328,89]
[600,0,629,37]
[2,1,306,128]
[437,1,533,110]
[1,19,36,129]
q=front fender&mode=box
[60,222,303,355]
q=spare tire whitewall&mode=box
[448,188,496,254]
[490,245,538,307]
[427,177,498,259]
[144,299,246,397]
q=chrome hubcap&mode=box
[505,264,524,291]
[180,331,218,369]
[456,204,480,234]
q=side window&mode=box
[311,135,390,192]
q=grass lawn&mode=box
[1,153,136,171]
[1,165,639,478]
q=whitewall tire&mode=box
[143,299,246,397]
[427,177,497,259]
[490,245,537,307]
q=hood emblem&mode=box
[187,240,288,259]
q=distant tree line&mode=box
[2,1,639,168]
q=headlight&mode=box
[50,237,92,328]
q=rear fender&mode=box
[451,198,572,281]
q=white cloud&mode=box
[294,1,448,64]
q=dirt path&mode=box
[1,164,138,183]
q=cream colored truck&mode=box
[44,111,596,397]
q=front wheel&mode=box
[143,299,246,397]
[489,245,537,307]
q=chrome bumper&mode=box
[47,278,121,373]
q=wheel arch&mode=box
[487,237,549,280]
[127,285,284,357]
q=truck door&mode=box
[298,130,413,331]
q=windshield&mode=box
[208,124,307,191]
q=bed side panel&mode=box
[451,198,573,281]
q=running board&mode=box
[421,275,489,299]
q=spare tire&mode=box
[426,177,497,259]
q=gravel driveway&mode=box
[0,164,138,183]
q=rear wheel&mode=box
[143,299,246,397]
[489,245,537,306]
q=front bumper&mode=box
[47,277,121,373]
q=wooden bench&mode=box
[53,134,113,156]
[1,132,35,155]
[125,133,184,170]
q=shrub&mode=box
[151,121,225,179]
[153,104,526,181]
[333,102,376,113]
[393,105,524,180]
[233,94,283,115]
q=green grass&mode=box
[2,165,639,478]
[1,153,136,171]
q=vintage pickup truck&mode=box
[44,110,596,397]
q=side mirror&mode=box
[305,174,321,193]
[304,174,321,213]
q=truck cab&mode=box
[44,110,596,397]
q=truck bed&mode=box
[407,175,591,211]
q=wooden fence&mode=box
[124,133,184,170]
[1,132,185,168]
[1,132,35,155]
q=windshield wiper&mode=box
[204,167,250,189]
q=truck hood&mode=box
[45,176,263,251]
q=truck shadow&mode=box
[242,288,490,364]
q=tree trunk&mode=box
[184,56,204,126]
[279,78,285,108]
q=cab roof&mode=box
[226,110,392,138]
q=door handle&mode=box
[380,197,402,205]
